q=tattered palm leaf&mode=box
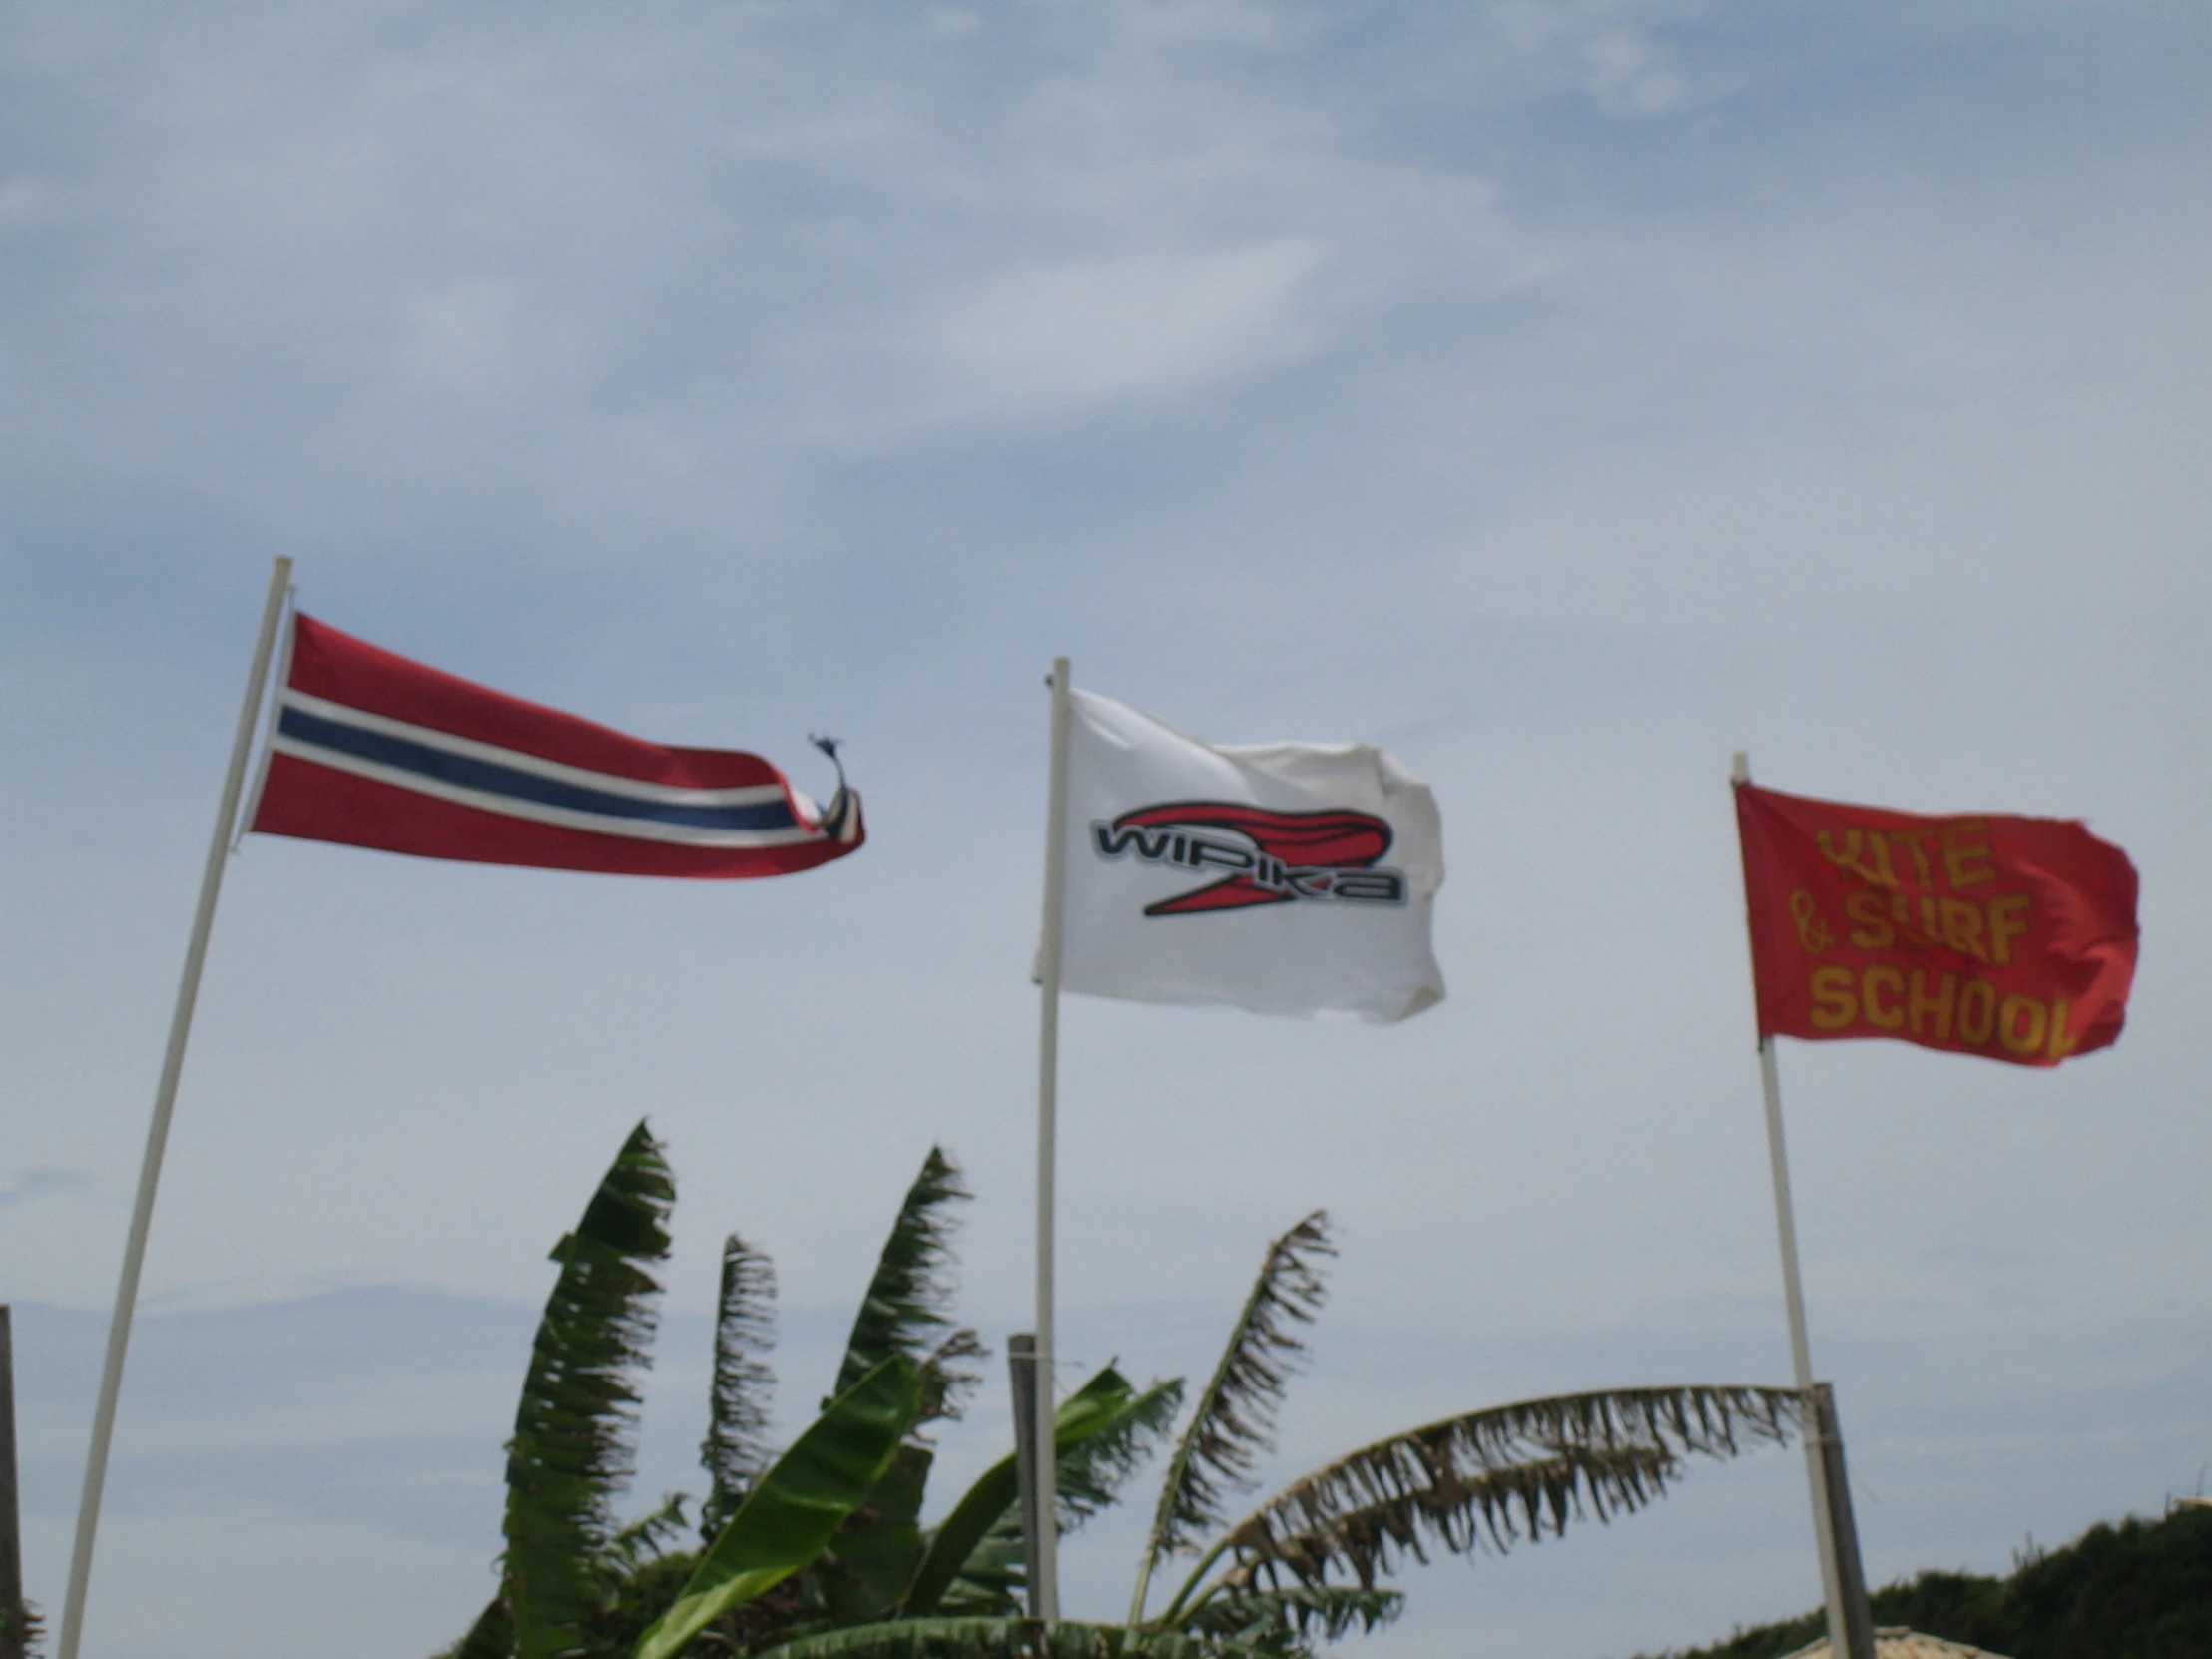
[634,1356,922,1659]
[1178,1384,1803,1607]
[582,1497,703,1659]
[1175,1584,1403,1647]
[503,1120,674,1659]
[1057,1374,1186,1527]
[916,1327,988,1427]
[701,1233,778,1537]
[814,1442,938,1626]
[832,1148,978,1417]
[757,1617,1280,1659]
[811,1332,989,1623]
[928,1380,1184,1619]
[906,1367,1184,1619]
[1131,1213,1332,1620]
[601,1494,692,1584]
[431,1597,512,1659]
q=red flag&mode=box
[1734,783,2138,1066]
[250,615,863,878]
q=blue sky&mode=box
[3,4,2210,1658]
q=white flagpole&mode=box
[1732,752,1851,1659]
[1029,657,1072,1622]
[58,557,293,1659]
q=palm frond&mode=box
[940,1375,1188,1617]
[604,1494,692,1580]
[815,1442,937,1625]
[1175,1583,1403,1645]
[832,1148,971,1405]
[431,1597,512,1659]
[1195,1383,1803,1601]
[503,1120,674,1659]
[701,1232,778,1536]
[635,1356,922,1659]
[1132,1213,1332,1619]
[907,1368,1183,1619]
[757,1616,1280,1659]
[917,1327,988,1427]
[1058,1375,1186,1526]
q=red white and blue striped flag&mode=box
[248,614,863,878]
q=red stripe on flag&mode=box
[253,755,859,879]
[287,615,783,790]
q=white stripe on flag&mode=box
[280,690,793,808]
[269,735,825,849]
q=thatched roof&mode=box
[1781,1630,2013,1659]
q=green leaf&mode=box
[902,1368,1183,1619]
[1175,1583,1402,1646]
[430,1597,512,1659]
[815,1442,936,1624]
[755,1616,1276,1659]
[1133,1212,1332,1621]
[700,1232,778,1538]
[831,1149,973,1408]
[634,1356,922,1659]
[504,1120,674,1659]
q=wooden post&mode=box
[1811,1382,1878,1659]
[1007,1333,1047,1620]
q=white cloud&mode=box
[912,239,1330,419]
[4,5,2211,1657]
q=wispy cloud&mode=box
[0,1169,93,1208]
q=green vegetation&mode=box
[442,1120,1807,1659]
[1646,1502,2212,1659]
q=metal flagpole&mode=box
[1028,657,1073,1621]
[1732,751,1855,1659]
[58,557,293,1659]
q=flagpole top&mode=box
[1731,751,1750,785]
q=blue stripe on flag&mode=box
[277,706,802,832]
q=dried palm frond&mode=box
[1130,1213,1333,1619]
[700,1233,778,1535]
[1201,1384,1803,1599]
[501,1119,674,1659]
[832,1148,971,1403]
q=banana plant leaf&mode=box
[810,1150,980,1625]
[634,1356,922,1659]
[1174,1583,1402,1645]
[756,1617,1272,1659]
[700,1233,778,1538]
[1131,1213,1330,1622]
[1164,1383,1804,1614]
[815,1442,935,1624]
[505,1120,674,1659]
[902,1367,1182,1618]
[831,1148,972,1404]
[433,1597,513,1659]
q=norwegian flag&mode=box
[248,614,863,878]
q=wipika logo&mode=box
[1092,802,1406,915]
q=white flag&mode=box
[1054,689,1444,1022]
